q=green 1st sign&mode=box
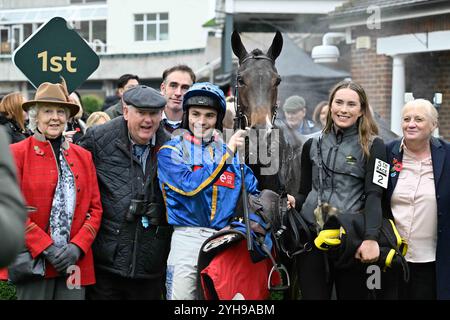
[13,17,99,93]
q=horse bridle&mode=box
[233,54,280,130]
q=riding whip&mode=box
[234,84,253,252]
[240,161,253,251]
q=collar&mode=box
[332,123,358,138]
[183,131,220,146]
[183,132,202,145]
[399,138,406,153]
[431,136,442,149]
[400,139,417,159]
[162,111,181,126]
[399,137,441,153]
[33,130,70,150]
[295,121,304,130]
[0,112,9,124]
[128,133,155,147]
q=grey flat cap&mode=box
[283,95,306,113]
[123,85,166,110]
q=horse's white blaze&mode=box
[266,115,273,134]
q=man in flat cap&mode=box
[79,85,172,300]
[282,95,320,135]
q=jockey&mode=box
[157,82,259,300]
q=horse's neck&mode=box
[247,163,280,192]
[245,129,284,193]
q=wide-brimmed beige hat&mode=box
[22,79,80,118]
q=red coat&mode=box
[0,133,102,285]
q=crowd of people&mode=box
[0,63,449,301]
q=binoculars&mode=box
[125,198,163,225]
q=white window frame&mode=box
[72,20,107,53]
[134,12,169,42]
[0,26,11,54]
[11,25,23,52]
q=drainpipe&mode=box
[390,54,406,135]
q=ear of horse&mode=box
[266,31,283,61]
[231,31,248,62]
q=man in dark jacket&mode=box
[79,85,172,300]
[104,74,140,119]
[0,127,26,268]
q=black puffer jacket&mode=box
[0,113,26,144]
[78,117,172,279]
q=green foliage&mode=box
[82,95,104,115]
[0,281,17,300]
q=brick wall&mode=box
[404,51,449,140]
[435,51,450,140]
[348,14,450,139]
[350,36,392,123]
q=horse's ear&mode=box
[231,30,248,62]
[266,31,283,61]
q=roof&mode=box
[330,0,428,17]
[0,4,107,25]
[276,34,349,79]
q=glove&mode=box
[43,245,64,266]
[52,243,82,273]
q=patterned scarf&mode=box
[49,151,76,248]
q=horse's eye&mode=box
[237,76,245,87]
[275,77,281,86]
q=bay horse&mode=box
[231,30,287,193]
[231,31,305,299]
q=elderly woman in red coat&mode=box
[0,80,102,300]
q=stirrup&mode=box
[268,263,290,291]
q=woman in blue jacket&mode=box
[385,98,450,299]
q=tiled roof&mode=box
[330,0,429,17]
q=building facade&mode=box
[325,0,450,139]
[0,0,215,97]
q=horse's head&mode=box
[232,31,283,131]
